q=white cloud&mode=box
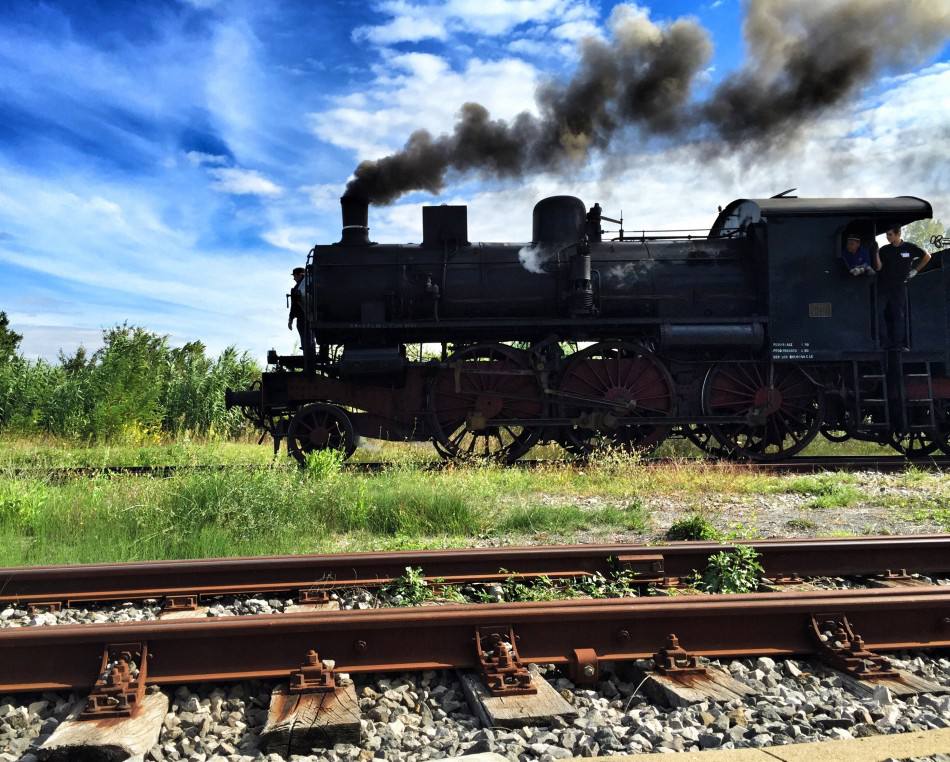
[355,14,448,45]
[262,225,322,253]
[551,19,602,41]
[302,183,345,210]
[310,53,540,158]
[186,150,229,166]
[353,0,597,45]
[208,167,283,196]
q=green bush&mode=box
[0,316,260,442]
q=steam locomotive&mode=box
[226,192,950,463]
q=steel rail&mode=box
[1,586,948,692]
[2,535,949,606]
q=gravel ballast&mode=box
[2,652,948,761]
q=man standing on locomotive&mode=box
[288,267,310,354]
[873,226,931,349]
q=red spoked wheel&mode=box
[427,343,544,463]
[703,362,823,461]
[287,402,357,465]
[557,342,674,457]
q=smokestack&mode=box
[339,194,370,246]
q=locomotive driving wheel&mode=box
[557,342,674,457]
[703,362,823,461]
[287,402,357,465]
[427,343,544,463]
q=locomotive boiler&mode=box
[227,193,950,464]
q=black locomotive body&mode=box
[227,193,950,463]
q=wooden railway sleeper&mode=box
[809,614,898,679]
[79,642,147,719]
[475,625,537,697]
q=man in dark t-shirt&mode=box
[872,226,931,349]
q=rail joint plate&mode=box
[289,649,337,694]
[810,614,898,679]
[475,625,537,697]
[653,633,706,676]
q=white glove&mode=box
[849,267,860,276]
[907,269,917,281]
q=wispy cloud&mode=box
[208,167,283,196]
[353,0,597,45]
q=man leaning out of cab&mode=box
[842,233,873,276]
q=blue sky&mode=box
[1,0,948,360]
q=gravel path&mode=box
[522,469,950,543]
[2,651,948,760]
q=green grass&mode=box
[773,473,863,509]
[1,438,948,567]
[0,436,274,468]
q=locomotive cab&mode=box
[711,197,937,360]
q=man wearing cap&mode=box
[842,234,873,276]
[288,267,310,353]
[873,226,931,350]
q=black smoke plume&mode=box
[346,0,950,204]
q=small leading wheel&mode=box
[287,402,357,465]
[427,343,544,463]
[557,342,674,457]
[703,362,823,461]
[889,431,939,459]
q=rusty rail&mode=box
[1,586,948,692]
[1,535,949,607]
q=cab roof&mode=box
[710,196,933,237]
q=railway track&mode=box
[6,453,950,479]
[2,534,949,608]
[2,535,950,758]
[2,585,949,693]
